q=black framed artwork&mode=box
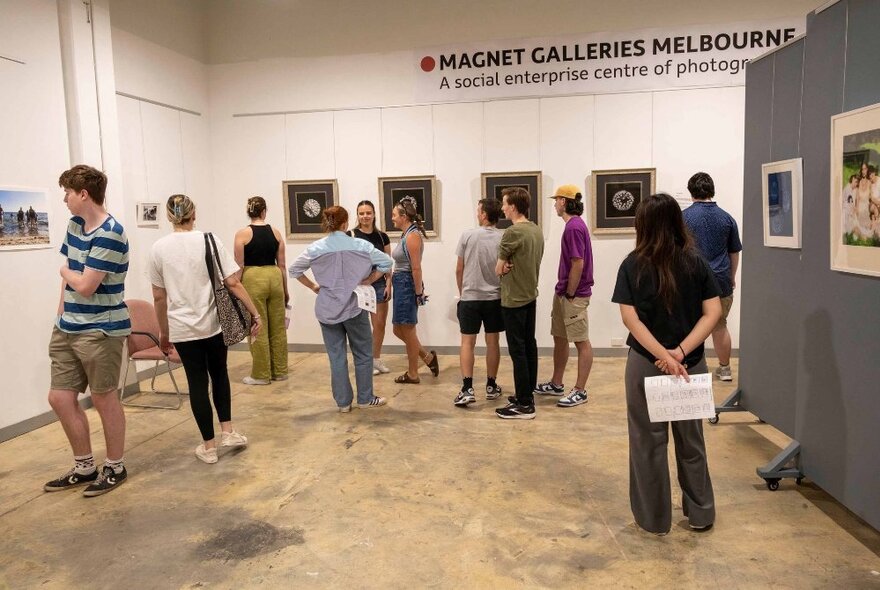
[481,171,542,229]
[590,168,656,235]
[282,179,338,240]
[378,175,438,238]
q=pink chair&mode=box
[121,299,186,410]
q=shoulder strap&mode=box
[204,233,221,289]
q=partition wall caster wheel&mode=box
[708,414,719,425]
[766,479,780,491]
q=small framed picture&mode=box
[282,179,338,240]
[481,171,542,229]
[590,168,656,235]
[136,202,160,228]
[762,158,803,249]
[378,175,438,238]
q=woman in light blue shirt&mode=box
[288,206,393,412]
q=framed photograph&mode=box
[378,175,438,238]
[136,202,160,228]
[282,179,338,240]
[481,171,542,229]
[590,168,655,235]
[761,158,803,249]
[0,187,51,251]
[831,103,880,276]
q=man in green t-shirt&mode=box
[494,187,544,419]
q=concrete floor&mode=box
[1,352,879,589]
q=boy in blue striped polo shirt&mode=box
[44,165,131,497]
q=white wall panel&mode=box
[593,93,654,170]
[141,103,186,203]
[380,106,434,177]
[284,111,335,181]
[483,100,540,173]
[333,109,382,214]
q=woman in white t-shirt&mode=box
[149,194,261,464]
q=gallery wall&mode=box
[740,0,880,530]
[207,86,746,350]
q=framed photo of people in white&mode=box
[282,179,338,240]
[590,168,656,235]
[831,103,880,277]
[378,175,438,238]
[761,158,802,249]
[481,171,542,229]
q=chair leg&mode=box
[122,359,186,410]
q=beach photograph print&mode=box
[840,128,880,248]
[0,188,51,250]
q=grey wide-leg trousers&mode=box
[625,349,715,534]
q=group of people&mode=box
[842,161,880,239]
[0,204,39,229]
[42,163,742,536]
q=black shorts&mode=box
[457,299,505,335]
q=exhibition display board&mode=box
[740,0,880,530]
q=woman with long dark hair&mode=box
[233,196,289,385]
[348,200,392,375]
[611,193,722,535]
[390,197,438,384]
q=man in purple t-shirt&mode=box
[535,185,594,408]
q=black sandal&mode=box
[394,372,421,384]
[425,350,440,377]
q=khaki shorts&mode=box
[716,295,734,329]
[550,295,590,342]
[49,326,125,394]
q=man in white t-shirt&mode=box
[453,198,505,407]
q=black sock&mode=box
[462,377,473,391]
[487,377,497,388]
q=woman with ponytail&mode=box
[288,206,393,412]
[389,197,438,384]
[233,196,289,385]
[611,193,722,535]
[149,194,261,464]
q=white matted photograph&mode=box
[761,158,802,249]
[830,102,880,276]
[136,202,160,228]
[0,187,52,250]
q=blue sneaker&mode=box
[557,388,588,407]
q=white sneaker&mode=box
[372,367,380,376]
[339,404,352,413]
[195,443,218,464]
[272,375,288,381]
[714,365,733,382]
[242,376,271,385]
[357,396,387,408]
[221,431,248,448]
[374,359,391,374]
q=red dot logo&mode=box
[420,56,436,72]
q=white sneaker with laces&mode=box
[195,443,218,464]
[221,431,248,448]
[242,376,270,385]
[374,359,391,374]
[714,365,733,382]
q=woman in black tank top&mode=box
[234,197,289,384]
[349,200,393,375]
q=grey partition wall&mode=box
[740,0,880,531]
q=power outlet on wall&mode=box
[611,337,625,347]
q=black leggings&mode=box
[173,333,232,441]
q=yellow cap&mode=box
[549,184,581,199]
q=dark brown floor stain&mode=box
[197,520,304,561]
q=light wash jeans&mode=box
[319,310,375,407]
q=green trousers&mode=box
[242,265,288,380]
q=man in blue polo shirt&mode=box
[44,165,131,496]
[682,172,742,382]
